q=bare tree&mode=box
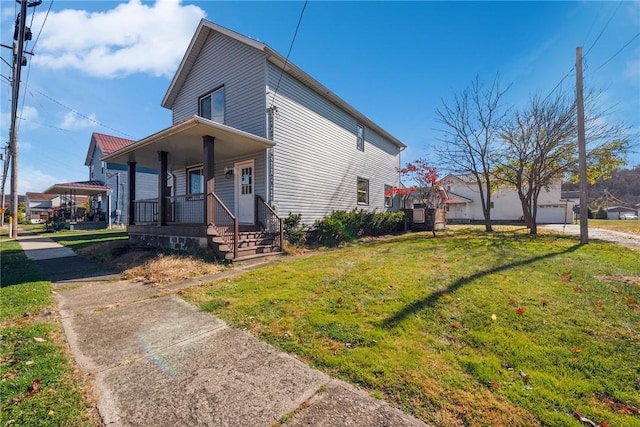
[496,91,627,234]
[436,77,509,232]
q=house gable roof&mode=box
[162,19,406,150]
[85,132,136,166]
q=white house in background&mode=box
[103,19,406,260]
[443,174,573,224]
[25,192,56,223]
[85,132,158,224]
[607,206,638,220]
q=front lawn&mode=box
[183,228,640,426]
[588,219,640,235]
[0,240,96,426]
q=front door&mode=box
[235,160,255,224]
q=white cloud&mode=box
[60,111,96,130]
[17,106,40,131]
[31,0,206,78]
[624,48,640,84]
[18,165,58,194]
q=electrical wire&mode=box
[592,30,640,73]
[30,0,53,53]
[269,0,308,109]
[584,1,622,58]
[33,89,137,138]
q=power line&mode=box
[32,89,137,138]
[592,30,640,73]
[584,1,622,58]
[30,0,53,53]
[269,0,308,109]
[16,0,44,132]
[541,66,575,103]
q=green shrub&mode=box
[595,206,608,219]
[309,209,404,247]
[283,212,308,246]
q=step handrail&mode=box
[255,194,284,251]
[208,192,238,259]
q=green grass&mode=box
[588,219,640,235]
[48,229,128,251]
[1,239,93,426]
[184,228,640,426]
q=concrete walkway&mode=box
[16,232,428,427]
[540,224,640,251]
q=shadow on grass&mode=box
[382,243,582,328]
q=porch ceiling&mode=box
[102,116,275,170]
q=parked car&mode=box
[620,213,638,220]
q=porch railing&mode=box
[256,194,283,250]
[132,198,159,224]
[208,192,238,259]
[132,195,203,224]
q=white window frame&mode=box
[357,177,369,205]
[186,165,204,197]
[384,185,393,208]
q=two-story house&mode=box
[104,19,406,260]
[85,132,158,224]
[443,174,574,224]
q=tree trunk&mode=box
[519,194,532,228]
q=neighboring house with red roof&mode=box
[85,132,158,224]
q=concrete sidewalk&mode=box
[17,232,428,427]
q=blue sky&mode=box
[1,0,639,194]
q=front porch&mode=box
[128,193,283,260]
[103,116,283,261]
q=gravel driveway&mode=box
[540,224,640,251]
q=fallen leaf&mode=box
[491,314,497,321]
[509,297,516,306]
[33,337,46,343]
[336,297,343,304]
[451,321,461,329]
[542,299,549,307]
[573,286,582,292]
[572,347,582,353]
[573,411,597,426]
[516,307,525,315]
[2,371,19,380]
[48,410,55,416]
[489,381,500,389]
[25,361,34,366]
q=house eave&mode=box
[102,116,276,170]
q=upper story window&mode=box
[199,86,225,124]
[357,177,369,205]
[187,166,204,196]
[356,124,364,151]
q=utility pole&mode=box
[1,145,10,227]
[8,0,41,238]
[576,46,588,244]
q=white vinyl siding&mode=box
[267,62,401,224]
[171,31,266,137]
